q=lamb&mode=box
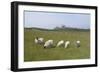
[44,40,53,48]
[76,40,80,48]
[34,37,44,44]
[65,41,70,48]
[57,40,64,47]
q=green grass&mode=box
[24,28,90,62]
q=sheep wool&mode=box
[34,37,44,44]
[44,40,53,48]
[65,41,70,48]
[76,40,80,48]
[57,40,64,47]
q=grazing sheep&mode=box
[34,37,38,44]
[57,40,64,47]
[34,37,44,44]
[76,40,80,48]
[44,40,53,48]
[65,41,70,48]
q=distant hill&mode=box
[25,27,90,32]
[54,27,90,31]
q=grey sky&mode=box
[24,11,90,29]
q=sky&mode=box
[24,11,90,29]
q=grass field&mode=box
[24,28,90,62]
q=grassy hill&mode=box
[24,28,90,62]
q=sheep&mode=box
[44,40,53,48]
[57,40,64,47]
[34,37,38,44]
[38,38,44,44]
[76,40,80,48]
[65,41,70,48]
[34,37,44,44]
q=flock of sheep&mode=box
[34,37,80,48]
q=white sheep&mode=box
[57,40,64,47]
[34,37,44,44]
[65,41,70,48]
[76,40,80,48]
[44,40,53,48]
